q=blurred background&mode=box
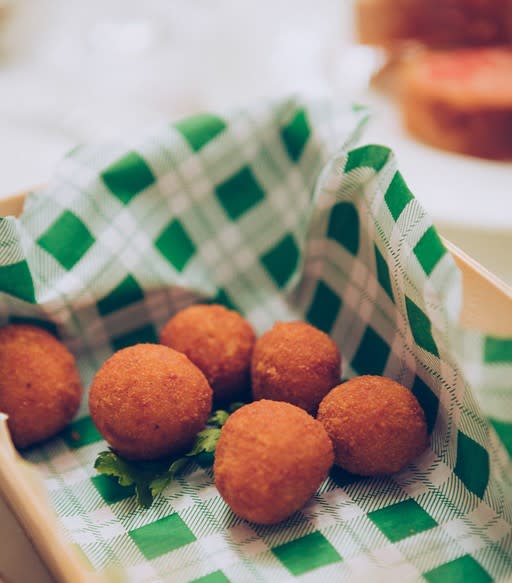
[1,0,511,284]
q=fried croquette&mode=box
[317,375,428,476]
[214,399,334,524]
[89,344,212,460]
[251,321,341,414]
[0,324,82,448]
[160,304,256,402]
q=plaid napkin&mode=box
[0,98,511,583]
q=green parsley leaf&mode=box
[186,427,221,457]
[207,409,229,427]
[94,451,137,487]
[92,405,241,509]
[95,451,171,508]
[149,457,189,498]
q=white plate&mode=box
[361,93,512,232]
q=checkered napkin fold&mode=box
[0,98,511,582]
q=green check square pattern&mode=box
[384,172,414,221]
[191,571,230,583]
[414,226,446,276]
[272,531,342,575]
[0,260,35,303]
[155,219,197,272]
[0,98,511,582]
[175,113,226,151]
[101,151,155,205]
[97,274,145,316]
[405,297,440,357]
[215,167,265,220]
[327,202,359,255]
[61,416,102,449]
[37,210,95,270]
[92,475,136,504]
[351,326,390,376]
[453,431,490,499]
[129,514,197,560]
[412,377,439,434]
[260,233,300,288]
[368,499,437,542]
[424,555,493,583]
[306,280,342,333]
[112,324,158,351]
[374,245,394,302]
[485,337,512,363]
[280,108,311,162]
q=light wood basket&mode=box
[0,191,511,583]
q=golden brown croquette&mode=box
[214,399,334,524]
[89,344,212,460]
[317,375,428,476]
[160,304,256,402]
[0,324,82,448]
[251,321,341,414]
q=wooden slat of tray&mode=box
[0,492,56,583]
[444,239,512,336]
[0,191,29,218]
[0,415,110,583]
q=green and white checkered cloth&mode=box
[0,98,511,582]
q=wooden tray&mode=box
[0,191,511,583]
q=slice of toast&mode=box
[400,47,512,159]
[356,0,512,49]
